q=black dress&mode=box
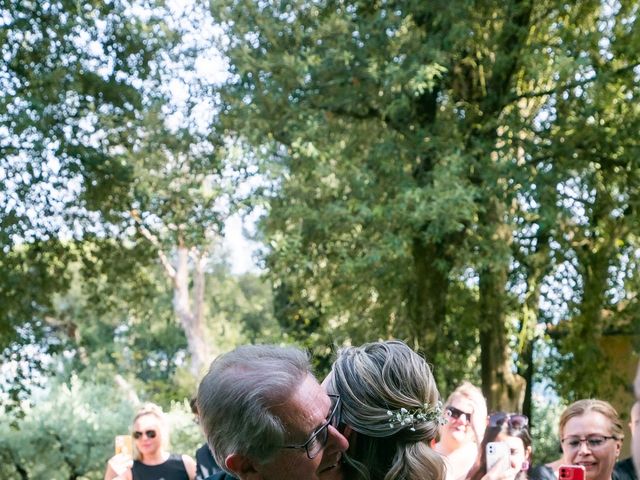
[132,453,189,480]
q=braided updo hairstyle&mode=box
[325,340,446,480]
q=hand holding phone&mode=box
[559,465,586,480]
[486,441,510,471]
[114,435,133,457]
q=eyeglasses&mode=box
[445,406,472,421]
[133,430,157,440]
[282,394,341,459]
[561,435,619,451]
[489,412,529,429]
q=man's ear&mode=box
[225,453,262,479]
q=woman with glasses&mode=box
[557,399,623,480]
[466,413,532,480]
[104,403,197,480]
[435,382,488,480]
[323,340,446,480]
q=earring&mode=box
[521,461,530,471]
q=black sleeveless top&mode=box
[132,453,189,480]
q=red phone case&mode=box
[559,465,586,480]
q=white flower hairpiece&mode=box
[387,401,446,432]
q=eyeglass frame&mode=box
[133,429,157,440]
[560,435,620,451]
[281,394,341,459]
[489,412,529,429]
[445,405,473,421]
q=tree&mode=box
[210,0,640,409]
[0,373,202,479]
[0,0,177,346]
[0,0,247,377]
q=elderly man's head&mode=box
[197,344,348,480]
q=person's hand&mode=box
[482,456,519,480]
[107,453,133,477]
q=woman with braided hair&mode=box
[323,340,446,480]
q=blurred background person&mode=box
[323,339,446,480]
[558,399,623,480]
[104,402,196,480]
[190,397,222,480]
[613,401,639,480]
[467,412,532,480]
[435,381,488,480]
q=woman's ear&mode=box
[525,445,533,462]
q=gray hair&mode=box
[196,344,311,471]
[325,340,446,480]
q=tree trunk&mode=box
[478,200,525,411]
[409,237,451,356]
[468,0,533,412]
[174,242,211,376]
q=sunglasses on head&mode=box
[133,430,157,440]
[446,406,472,420]
[489,412,528,429]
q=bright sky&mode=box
[165,0,263,274]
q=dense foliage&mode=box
[0,375,202,479]
[210,0,640,409]
[1,2,640,474]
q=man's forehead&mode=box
[276,374,329,434]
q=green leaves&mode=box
[213,0,640,407]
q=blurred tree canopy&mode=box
[210,0,640,410]
[0,0,277,411]
[0,374,203,479]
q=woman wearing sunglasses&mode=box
[467,413,532,480]
[323,340,446,480]
[435,382,488,480]
[557,399,623,480]
[104,403,197,480]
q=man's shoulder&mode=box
[205,472,237,480]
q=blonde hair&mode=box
[445,381,488,442]
[326,340,446,480]
[131,403,170,461]
[559,399,624,440]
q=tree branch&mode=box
[510,62,640,102]
[130,210,177,283]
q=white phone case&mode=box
[486,441,510,470]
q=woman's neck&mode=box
[436,436,471,456]
[141,450,169,465]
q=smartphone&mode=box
[486,441,510,470]
[114,435,133,457]
[559,465,586,480]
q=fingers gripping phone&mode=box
[486,441,510,470]
[559,465,586,480]
[115,435,133,457]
